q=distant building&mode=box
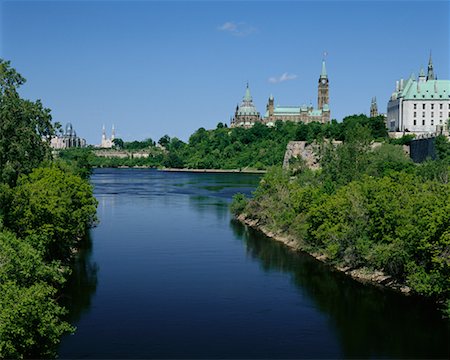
[50,122,86,149]
[230,58,330,128]
[230,84,261,128]
[100,125,115,148]
[370,97,378,117]
[387,54,450,134]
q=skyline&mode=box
[1,0,449,144]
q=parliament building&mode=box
[230,59,330,128]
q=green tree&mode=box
[158,134,171,148]
[0,59,54,186]
[112,138,124,149]
[7,165,98,260]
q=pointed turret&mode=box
[419,67,426,83]
[427,51,435,80]
[243,82,252,102]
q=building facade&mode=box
[387,55,450,134]
[100,125,116,148]
[50,122,86,149]
[230,59,330,128]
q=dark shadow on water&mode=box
[230,220,450,359]
[60,231,99,324]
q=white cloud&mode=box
[268,72,298,84]
[217,21,256,37]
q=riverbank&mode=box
[90,165,267,173]
[237,213,412,294]
[159,168,267,174]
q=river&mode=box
[59,168,449,359]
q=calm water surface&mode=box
[59,168,449,359]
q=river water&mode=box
[59,168,449,359]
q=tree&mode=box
[7,165,98,260]
[0,59,54,186]
[158,135,171,148]
[112,138,124,149]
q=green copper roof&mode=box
[396,78,450,100]
[244,83,252,102]
[267,105,324,117]
[309,109,323,116]
[236,83,259,116]
[320,60,327,79]
[273,106,301,114]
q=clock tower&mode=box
[318,59,329,110]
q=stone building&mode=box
[230,84,261,128]
[50,122,86,149]
[387,54,450,134]
[230,59,330,127]
[100,125,115,148]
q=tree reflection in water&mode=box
[61,231,98,324]
[230,220,450,359]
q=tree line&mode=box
[61,114,390,170]
[0,60,98,358]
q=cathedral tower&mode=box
[318,59,329,110]
[370,97,378,117]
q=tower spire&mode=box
[318,57,329,110]
[320,59,327,79]
[427,50,435,80]
[244,82,252,102]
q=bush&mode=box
[230,193,248,216]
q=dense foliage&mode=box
[0,60,97,358]
[61,115,388,170]
[234,132,450,316]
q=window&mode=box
[414,104,417,110]
[440,104,443,110]
[413,119,417,126]
[423,104,426,110]
[431,119,434,126]
[414,112,417,117]
[431,112,434,117]
[440,112,443,118]
[422,119,425,125]
[431,104,434,110]
[422,112,425,117]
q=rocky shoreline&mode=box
[237,213,412,295]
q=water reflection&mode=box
[231,220,450,359]
[61,232,99,323]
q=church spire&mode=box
[427,51,435,80]
[370,96,378,117]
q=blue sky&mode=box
[1,0,449,144]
